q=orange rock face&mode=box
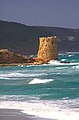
[0,49,27,64]
[33,57,45,64]
[38,36,58,62]
[0,36,58,66]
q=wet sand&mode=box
[0,109,52,120]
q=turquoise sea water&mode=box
[0,52,79,120]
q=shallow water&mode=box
[0,52,79,120]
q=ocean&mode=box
[0,52,79,120]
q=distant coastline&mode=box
[0,20,79,55]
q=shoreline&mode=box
[0,109,52,120]
[0,63,43,67]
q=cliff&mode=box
[0,20,79,55]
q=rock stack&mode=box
[38,36,58,62]
[0,36,58,66]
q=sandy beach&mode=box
[0,109,52,120]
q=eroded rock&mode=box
[0,49,27,64]
[38,36,58,62]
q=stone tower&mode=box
[38,36,58,62]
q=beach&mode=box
[0,109,52,120]
[0,109,35,120]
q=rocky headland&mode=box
[0,36,58,67]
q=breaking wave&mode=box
[48,60,79,66]
[28,78,53,84]
[0,98,79,120]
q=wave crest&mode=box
[28,78,53,84]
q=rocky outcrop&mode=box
[0,36,58,66]
[38,36,58,62]
[32,57,46,64]
[0,49,28,64]
[0,49,44,66]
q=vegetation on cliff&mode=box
[0,20,79,55]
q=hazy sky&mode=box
[0,0,79,28]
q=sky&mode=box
[0,0,79,28]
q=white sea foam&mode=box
[0,72,47,80]
[0,73,23,80]
[61,59,67,61]
[28,78,53,84]
[0,95,40,101]
[68,54,74,57]
[48,60,69,65]
[48,60,63,65]
[48,60,79,66]
[0,99,79,120]
[0,77,9,80]
[70,62,79,65]
[72,65,79,69]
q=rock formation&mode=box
[0,49,28,64]
[38,36,58,62]
[0,36,58,66]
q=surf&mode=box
[28,78,53,84]
[0,98,79,120]
[48,60,79,66]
